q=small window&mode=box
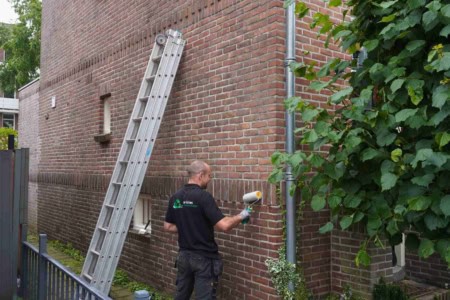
[103,98,111,134]
[133,196,152,234]
[3,113,14,128]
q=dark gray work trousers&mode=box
[174,251,223,300]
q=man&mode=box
[164,160,251,300]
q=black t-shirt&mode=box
[165,184,225,258]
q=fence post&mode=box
[18,224,28,298]
[38,234,48,300]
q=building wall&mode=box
[38,1,287,299]
[17,79,40,233]
[406,252,450,289]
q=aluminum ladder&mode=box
[81,29,186,295]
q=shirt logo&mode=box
[173,199,183,209]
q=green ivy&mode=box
[270,0,450,267]
[265,247,310,300]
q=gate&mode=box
[0,146,29,299]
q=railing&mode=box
[0,97,19,111]
[21,234,111,300]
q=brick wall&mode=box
[331,227,394,298]
[17,79,40,233]
[406,252,450,289]
[37,0,287,299]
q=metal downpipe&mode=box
[285,0,296,291]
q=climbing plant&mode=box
[270,0,450,267]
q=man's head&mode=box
[187,160,212,189]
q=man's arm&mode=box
[214,211,248,232]
[164,221,178,233]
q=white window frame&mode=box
[133,196,152,234]
[394,234,406,267]
[2,113,15,128]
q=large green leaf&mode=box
[303,130,319,143]
[377,1,398,9]
[441,4,450,17]
[411,173,434,187]
[295,1,310,18]
[418,239,435,258]
[376,128,397,146]
[440,25,450,37]
[362,148,380,161]
[331,87,353,104]
[440,195,450,217]
[302,108,320,121]
[435,132,450,149]
[407,79,425,105]
[340,215,354,230]
[422,11,439,31]
[343,194,362,208]
[406,40,426,52]
[411,148,432,168]
[381,172,398,191]
[309,153,325,167]
[408,196,432,211]
[424,213,448,230]
[390,78,405,93]
[386,220,399,235]
[407,0,426,9]
[311,194,326,211]
[355,249,371,267]
[310,80,331,91]
[432,85,450,109]
[363,39,379,51]
[367,216,382,236]
[319,222,334,234]
[395,108,418,122]
[391,148,403,162]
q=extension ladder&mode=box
[81,29,186,295]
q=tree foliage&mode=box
[0,127,18,150]
[0,0,41,94]
[270,0,450,267]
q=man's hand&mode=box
[239,208,251,224]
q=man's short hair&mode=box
[187,160,208,178]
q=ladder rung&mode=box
[98,227,108,232]
[105,204,115,209]
[133,117,142,122]
[112,182,122,186]
[91,250,100,256]
[126,139,135,144]
[152,55,162,62]
[146,75,156,81]
[139,97,148,102]
[82,274,93,281]
[119,160,128,164]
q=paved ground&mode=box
[399,279,450,300]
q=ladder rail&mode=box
[81,36,164,280]
[80,30,185,295]
[92,37,183,290]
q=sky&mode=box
[0,0,18,24]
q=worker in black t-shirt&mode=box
[164,160,251,300]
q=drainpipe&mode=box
[285,0,296,291]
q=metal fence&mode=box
[0,148,29,299]
[21,234,111,300]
